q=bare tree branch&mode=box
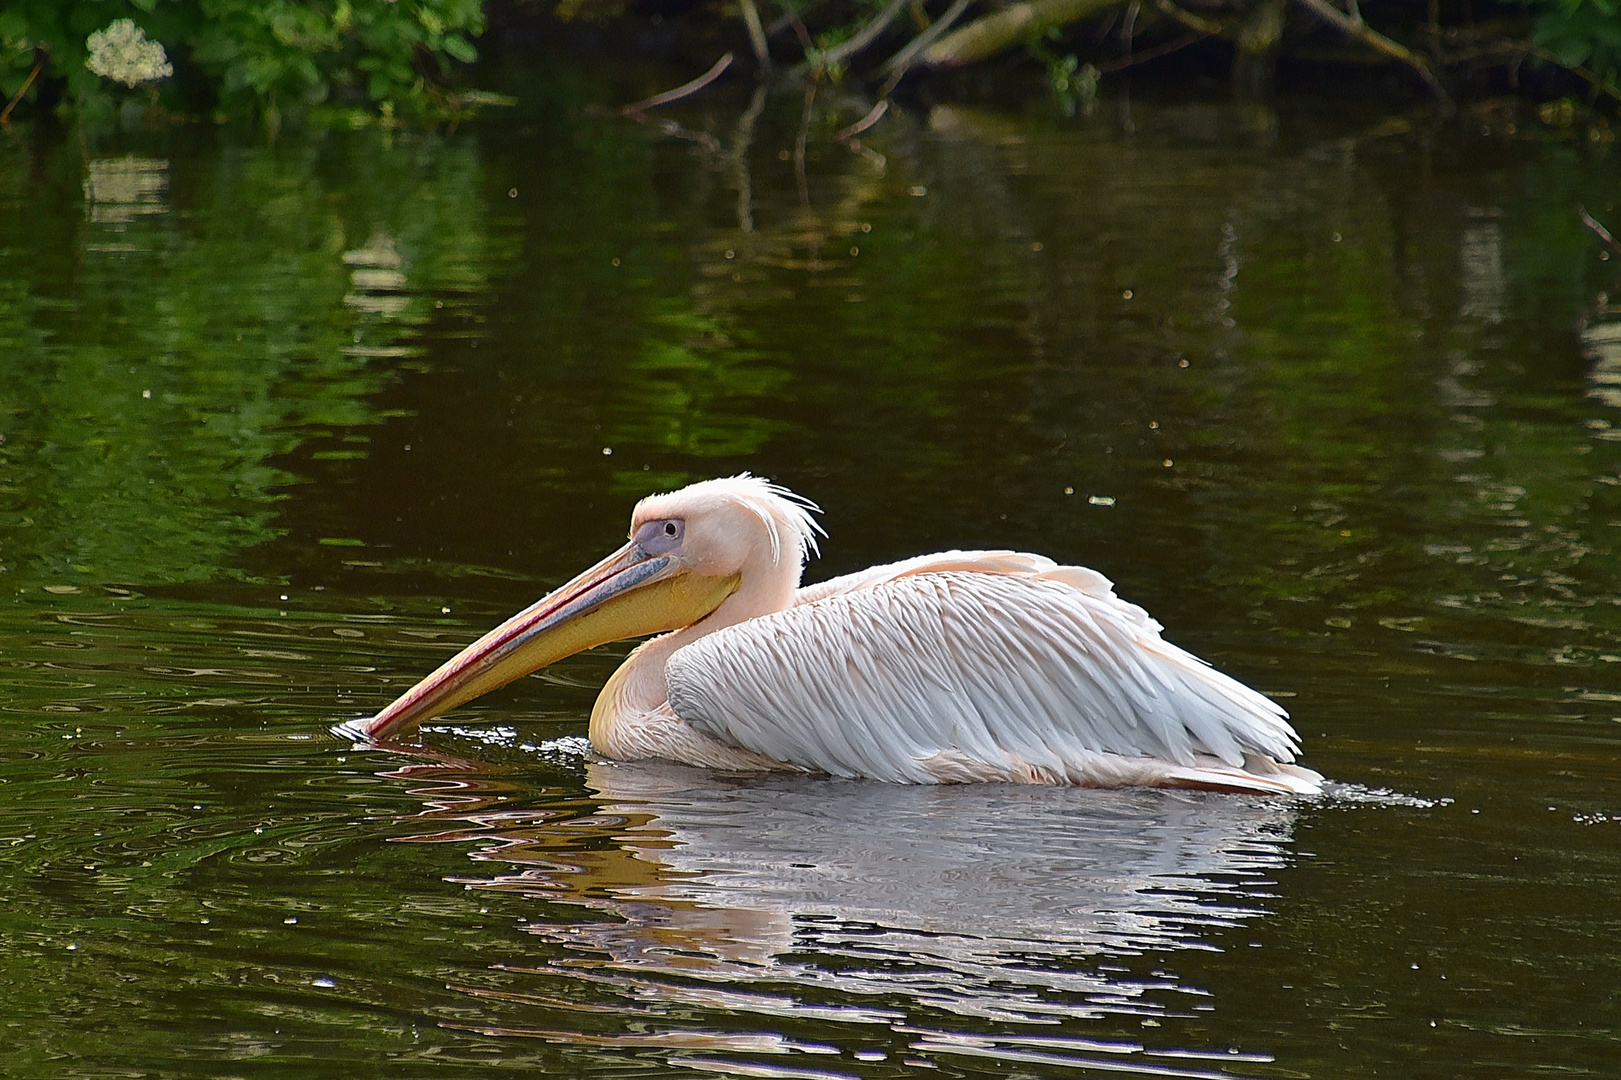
[918,0,1126,69]
[621,53,734,116]
[1485,40,1621,103]
[836,99,889,142]
[740,0,772,71]
[1151,0,1228,36]
[1097,30,1211,74]
[1581,206,1621,259]
[805,0,914,73]
[1291,0,1449,105]
[0,53,45,127]
[881,0,977,87]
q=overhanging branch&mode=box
[1291,0,1450,105]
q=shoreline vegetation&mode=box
[1,0,1617,134]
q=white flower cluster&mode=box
[85,19,173,87]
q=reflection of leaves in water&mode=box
[606,302,789,472]
[0,134,501,587]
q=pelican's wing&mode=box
[665,564,1306,789]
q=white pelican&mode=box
[356,475,1321,794]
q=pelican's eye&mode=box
[634,518,685,556]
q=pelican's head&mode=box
[357,475,822,740]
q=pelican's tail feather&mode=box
[1157,754,1324,796]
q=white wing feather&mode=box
[664,557,1300,786]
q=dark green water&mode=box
[3,65,1620,1077]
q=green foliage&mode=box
[1525,0,1621,90]
[0,0,486,124]
[1029,31,1097,117]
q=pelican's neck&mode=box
[671,546,800,649]
[588,550,801,759]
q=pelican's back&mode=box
[664,556,1317,793]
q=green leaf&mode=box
[441,34,476,63]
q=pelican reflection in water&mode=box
[358,476,1320,794]
[395,752,1299,1066]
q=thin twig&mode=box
[739,0,772,71]
[1096,30,1209,74]
[1120,0,1139,62]
[653,118,723,153]
[835,99,889,142]
[786,8,815,53]
[835,101,888,159]
[1517,42,1621,103]
[1291,0,1449,105]
[1580,206,1621,259]
[880,0,975,89]
[621,53,734,116]
[731,84,768,232]
[799,0,913,75]
[0,56,45,127]
[1152,0,1228,37]
[794,83,817,209]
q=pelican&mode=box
[356,475,1321,794]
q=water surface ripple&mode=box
[1,68,1619,1077]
